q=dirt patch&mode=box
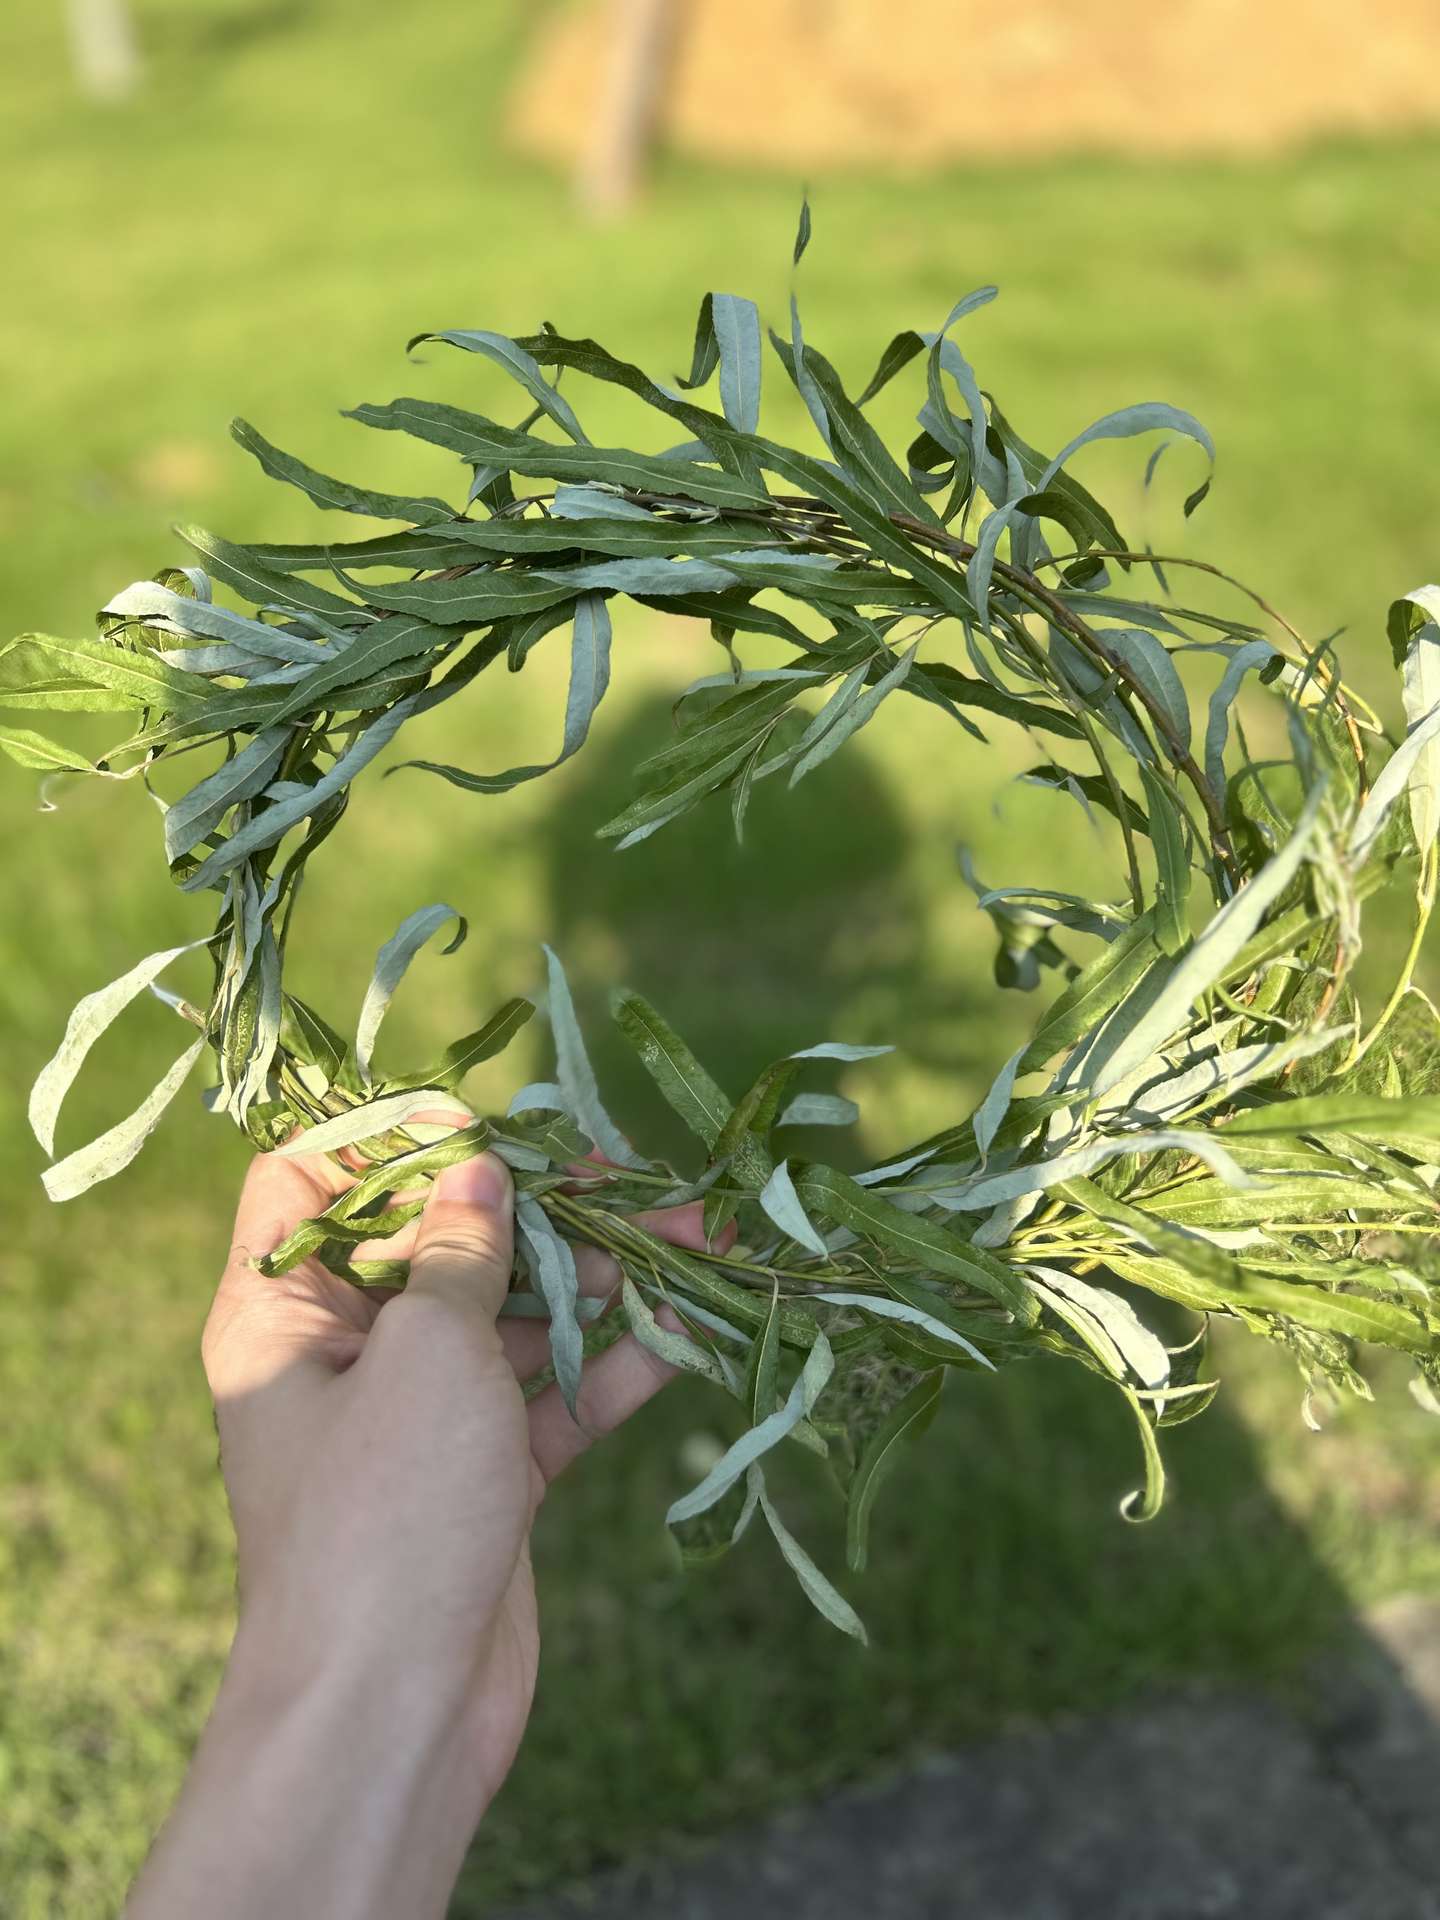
[512,0,1440,171]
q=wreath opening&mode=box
[9,208,1440,1638]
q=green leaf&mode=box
[42,1037,207,1203]
[1106,628,1191,758]
[810,1293,996,1368]
[182,690,428,892]
[678,294,763,435]
[396,594,610,796]
[796,1164,1031,1317]
[544,946,643,1169]
[793,195,812,265]
[275,1089,470,1158]
[1118,1387,1167,1522]
[1204,640,1276,798]
[666,1330,834,1525]
[516,1197,584,1416]
[344,398,770,511]
[29,940,208,1155]
[800,345,940,526]
[758,1159,829,1255]
[621,1276,728,1385]
[789,642,919,786]
[778,1092,859,1128]
[163,728,290,863]
[1084,781,1327,1099]
[745,1284,782,1425]
[178,525,361,618]
[280,994,348,1084]
[846,1370,943,1572]
[611,989,731,1149]
[1140,764,1191,954]
[754,1472,867,1643]
[406,330,590,444]
[0,632,212,716]
[1219,1093,1440,1141]
[230,418,454,523]
[0,725,94,774]
[389,997,534,1093]
[355,904,466,1084]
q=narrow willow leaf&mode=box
[846,1371,943,1573]
[1400,608,1440,852]
[2,631,212,716]
[30,940,208,1154]
[275,1090,471,1157]
[800,345,938,526]
[183,691,424,892]
[811,1293,996,1369]
[855,329,926,407]
[344,399,770,511]
[666,1330,834,1525]
[163,728,289,862]
[1205,639,1275,798]
[1106,628,1191,757]
[778,1092,859,1128]
[1039,402,1215,499]
[1118,1387,1167,1522]
[783,295,833,450]
[1219,1093,1440,1140]
[0,726,94,774]
[389,997,535,1093]
[713,295,763,434]
[621,1276,727,1384]
[178,525,361,618]
[793,195,812,265]
[542,946,642,1169]
[1140,764,1191,954]
[354,904,466,1084]
[796,1165,1031,1316]
[939,1127,1253,1214]
[789,643,918,786]
[1086,782,1327,1099]
[758,1159,829,1255]
[42,1038,207,1202]
[1351,698,1440,862]
[516,1197,584,1416]
[1025,1266,1169,1388]
[550,485,655,521]
[396,594,610,796]
[280,994,348,1083]
[973,1041,1028,1164]
[745,1284,782,1425]
[230,418,453,523]
[406,330,589,443]
[611,989,730,1148]
[755,1474,867,1644]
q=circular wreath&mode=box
[9,212,1440,1636]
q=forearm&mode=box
[127,1628,487,1920]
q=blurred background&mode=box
[4,3,1440,1914]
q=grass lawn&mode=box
[3,4,1440,1913]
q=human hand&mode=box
[129,1134,714,1920]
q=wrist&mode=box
[130,1624,488,1920]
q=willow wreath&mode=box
[9,211,1440,1636]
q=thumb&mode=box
[405,1151,515,1319]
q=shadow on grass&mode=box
[451,695,1440,1912]
[535,689,982,1166]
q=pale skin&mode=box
[128,1139,716,1920]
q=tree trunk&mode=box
[66,0,142,102]
[578,0,682,216]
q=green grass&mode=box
[3,4,1440,1912]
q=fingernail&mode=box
[434,1151,510,1213]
